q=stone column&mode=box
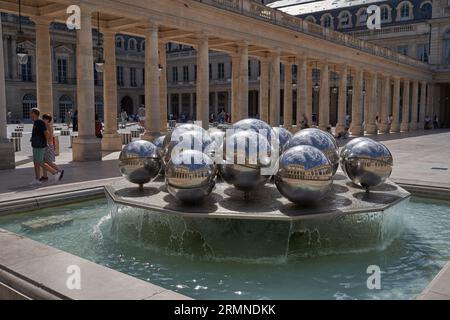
[419,81,427,129]
[410,80,419,131]
[34,17,54,117]
[283,61,293,129]
[238,42,249,120]
[335,64,347,134]
[351,68,364,136]
[426,83,434,119]
[101,30,122,152]
[0,15,14,169]
[318,62,330,130]
[259,58,270,123]
[296,56,308,128]
[269,50,280,126]
[196,34,209,129]
[142,22,160,141]
[391,77,401,133]
[231,53,240,123]
[159,42,168,133]
[378,75,391,134]
[400,79,410,132]
[365,72,378,134]
[72,8,101,161]
[306,65,313,125]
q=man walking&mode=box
[29,108,62,185]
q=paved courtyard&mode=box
[1,124,450,203]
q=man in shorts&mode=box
[30,108,62,186]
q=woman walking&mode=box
[41,113,64,182]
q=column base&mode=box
[0,139,15,170]
[335,124,346,136]
[72,136,102,162]
[400,122,410,132]
[365,124,378,135]
[102,133,123,152]
[351,125,364,137]
[409,123,418,131]
[141,131,161,143]
[378,124,390,134]
[390,123,400,133]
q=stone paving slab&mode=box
[106,173,410,221]
[417,261,450,300]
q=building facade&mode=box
[2,0,447,127]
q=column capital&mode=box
[144,21,159,31]
[102,29,116,37]
[196,31,210,41]
[30,16,53,26]
[269,48,281,56]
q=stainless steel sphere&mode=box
[233,118,275,144]
[272,127,293,155]
[208,130,225,163]
[163,124,209,150]
[153,135,166,158]
[285,128,339,175]
[218,130,273,192]
[342,139,393,190]
[339,137,373,175]
[275,145,333,204]
[119,140,162,190]
[165,149,216,203]
[163,127,213,164]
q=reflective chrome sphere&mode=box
[233,118,275,144]
[218,130,273,192]
[154,135,166,158]
[286,128,339,175]
[339,137,373,175]
[163,127,213,164]
[119,140,162,190]
[272,127,293,155]
[208,130,225,163]
[275,145,333,204]
[165,149,216,203]
[342,139,393,190]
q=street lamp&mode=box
[16,0,28,65]
[94,13,104,73]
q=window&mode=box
[57,58,68,83]
[142,68,145,85]
[140,41,145,52]
[357,8,368,26]
[339,12,351,28]
[128,38,136,51]
[417,44,429,62]
[380,6,390,22]
[194,65,197,81]
[130,67,137,87]
[183,65,189,82]
[420,2,432,19]
[442,29,450,64]
[400,3,410,19]
[398,45,409,56]
[248,61,252,78]
[22,94,36,120]
[218,63,225,80]
[209,64,212,80]
[322,14,332,28]
[172,66,178,82]
[21,59,32,82]
[58,95,72,123]
[117,66,124,86]
[305,16,316,24]
[115,36,123,49]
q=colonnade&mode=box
[0,7,435,163]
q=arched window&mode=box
[321,14,333,29]
[22,94,37,120]
[420,1,432,19]
[58,95,73,123]
[356,7,368,26]
[398,1,413,21]
[128,38,137,51]
[95,96,104,121]
[380,5,391,22]
[115,36,124,49]
[305,15,316,24]
[140,40,145,52]
[338,11,352,29]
